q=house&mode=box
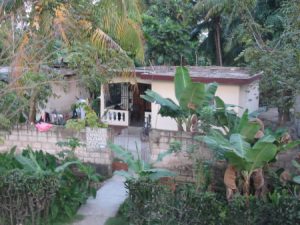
[1,65,261,130]
[0,66,89,121]
[41,67,89,115]
[100,66,261,131]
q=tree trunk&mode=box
[214,16,223,66]
[243,175,250,196]
[29,90,38,123]
[177,120,184,131]
[278,107,290,125]
[243,172,250,206]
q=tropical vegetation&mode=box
[0,0,144,129]
[142,0,300,123]
[109,143,175,181]
[0,146,102,225]
[0,0,300,224]
[141,66,217,132]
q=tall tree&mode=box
[242,0,300,124]
[193,0,257,66]
[193,0,225,66]
[0,0,145,125]
[142,0,203,66]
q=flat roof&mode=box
[135,66,262,85]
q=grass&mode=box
[105,198,130,225]
[51,214,85,225]
[105,216,129,225]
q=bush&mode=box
[0,148,103,225]
[0,169,59,225]
[126,180,225,225]
[125,180,300,225]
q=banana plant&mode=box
[203,109,300,199]
[15,149,80,176]
[211,97,261,138]
[109,143,175,181]
[141,66,218,131]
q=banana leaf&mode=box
[15,152,43,173]
[224,151,251,171]
[179,83,205,111]
[202,82,218,107]
[174,66,191,102]
[245,142,277,170]
[55,161,81,173]
[229,133,251,158]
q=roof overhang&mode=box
[135,66,262,85]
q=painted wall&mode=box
[151,82,242,130]
[151,81,178,130]
[101,77,259,131]
[239,81,259,115]
[216,84,241,115]
[43,77,89,114]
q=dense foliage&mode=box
[243,0,300,123]
[0,0,144,129]
[142,0,300,121]
[109,143,175,181]
[123,179,300,225]
[142,0,204,65]
[0,147,102,225]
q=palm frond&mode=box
[92,28,126,54]
[94,0,144,62]
[194,0,225,19]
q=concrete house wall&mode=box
[101,66,261,131]
[43,77,89,114]
[150,81,256,131]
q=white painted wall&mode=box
[216,84,241,115]
[151,80,178,131]
[43,77,89,114]
[239,81,259,115]
[151,82,242,130]
[101,76,260,131]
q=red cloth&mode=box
[35,122,53,132]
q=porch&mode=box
[100,82,151,127]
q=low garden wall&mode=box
[149,129,214,183]
[0,124,113,175]
[149,129,300,183]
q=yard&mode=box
[1,0,300,225]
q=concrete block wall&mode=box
[149,129,213,182]
[149,129,300,183]
[0,125,113,174]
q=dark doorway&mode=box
[130,83,151,126]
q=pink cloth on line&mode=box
[35,122,53,132]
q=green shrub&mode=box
[126,180,225,225]
[104,199,130,225]
[0,169,59,225]
[125,180,300,225]
[0,148,103,224]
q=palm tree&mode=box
[193,0,257,66]
[0,0,145,123]
[193,0,227,66]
